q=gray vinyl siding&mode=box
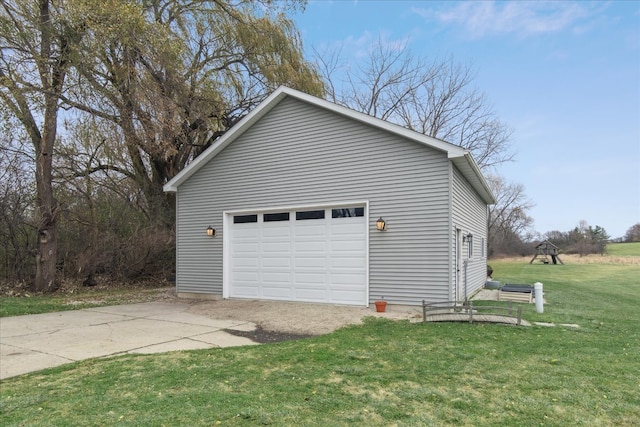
[451,166,489,299]
[176,97,452,305]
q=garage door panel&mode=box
[261,257,291,268]
[331,239,366,250]
[262,241,291,253]
[232,284,260,297]
[232,243,259,255]
[294,272,327,285]
[295,240,326,252]
[331,290,366,303]
[331,257,366,268]
[295,288,328,301]
[262,271,291,282]
[330,249,366,259]
[330,226,363,234]
[233,226,259,237]
[294,257,326,268]
[295,223,327,237]
[262,225,290,237]
[331,222,362,233]
[330,273,366,286]
[233,271,259,281]
[231,257,259,268]
[261,286,292,298]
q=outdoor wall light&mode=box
[376,217,386,231]
[463,233,473,243]
[206,226,215,237]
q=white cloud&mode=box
[317,31,412,60]
[413,1,593,39]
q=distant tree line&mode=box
[543,221,610,256]
[488,218,640,258]
[621,223,640,243]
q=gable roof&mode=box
[163,86,495,204]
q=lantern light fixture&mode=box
[463,233,473,243]
[376,217,386,231]
[206,226,215,237]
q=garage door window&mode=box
[296,210,325,220]
[332,207,364,218]
[233,214,258,224]
[264,212,290,222]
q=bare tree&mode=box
[624,223,640,242]
[0,0,81,291]
[486,174,535,256]
[315,38,513,170]
[0,134,35,281]
[53,118,175,280]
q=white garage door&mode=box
[227,206,367,305]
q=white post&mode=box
[534,282,544,313]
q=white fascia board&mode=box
[451,153,496,205]
[464,153,496,204]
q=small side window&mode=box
[233,214,258,224]
[296,210,325,220]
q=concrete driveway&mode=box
[0,302,258,380]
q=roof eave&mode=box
[450,153,496,204]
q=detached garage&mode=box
[164,86,494,306]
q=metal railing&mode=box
[422,300,523,326]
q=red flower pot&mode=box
[374,300,387,313]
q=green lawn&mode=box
[607,241,640,256]
[1,260,639,426]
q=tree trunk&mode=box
[31,0,63,292]
[33,78,61,293]
[34,212,58,293]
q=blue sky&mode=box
[291,1,640,239]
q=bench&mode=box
[498,291,533,303]
[499,284,534,303]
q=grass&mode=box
[1,260,639,426]
[607,241,640,257]
[0,286,170,317]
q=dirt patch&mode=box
[185,298,423,336]
[224,325,315,343]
